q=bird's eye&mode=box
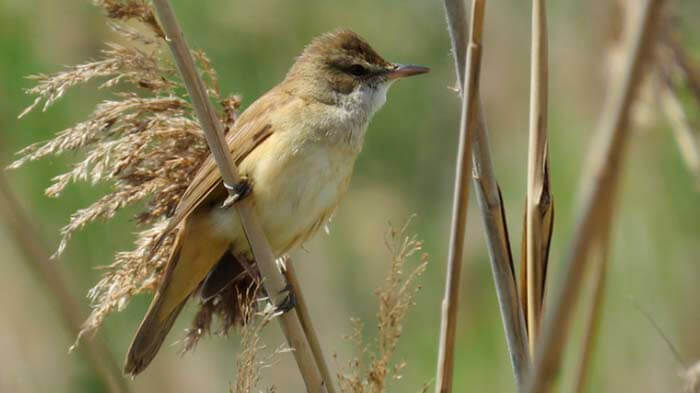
[347,64,368,77]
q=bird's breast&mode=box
[212,130,358,255]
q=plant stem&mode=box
[0,174,131,393]
[151,1,327,391]
[435,1,485,392]
[571,201,612,393]
[282,259,337,393]
[524,1,665,392]
[442,0,530,389]
[523,0,554,355]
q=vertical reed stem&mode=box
[282,260,337,393]
[523,0,554,355]
[435,1,485,392]
[571,207,611,393]
[525,1,665,392]
[441,0,530,389]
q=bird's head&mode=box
[285,30,429,115]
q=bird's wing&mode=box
[163,87,295,235]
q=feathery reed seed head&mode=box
[11,0,242,347]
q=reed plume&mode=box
[9,0,240,347]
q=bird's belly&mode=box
[210,139,355,256]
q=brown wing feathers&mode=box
[159,89,285,237]
[125,89,291,376]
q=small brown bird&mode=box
[124,29,429,375]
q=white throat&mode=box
[355,81,391,118]
[322,82,391,152]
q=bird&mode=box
[124,29,429,376]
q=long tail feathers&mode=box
[124,226,187,376]
[124,217,242,376]
[124,296,188,376]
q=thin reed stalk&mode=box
[0,174,131,393]
[282,259,337,393]
[522,0,554,355]
[525,1,666,392]
[441,0,530,388]
[435,1,485,392]
[151,1,327,391]
[570,197,613,393]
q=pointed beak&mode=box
[385,64,430,80]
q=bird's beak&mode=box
[386,64,430,80]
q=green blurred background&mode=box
[1,0,699,392]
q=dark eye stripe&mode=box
[347,64,368,77]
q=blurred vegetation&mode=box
[1,0,699,392]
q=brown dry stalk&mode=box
[283,259,338,393]
[434,1,484,393]
[150,1,326,391]
[570,197,613,393]
[337,220,428,393]
[473,111,530,390]
[441,0,529,389]
[524,1,666,392]
[521,0,554,355]
[0,174,131,393]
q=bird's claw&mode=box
[222,176,252,208]
[275,283,296,314]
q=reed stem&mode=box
[523,0,553,355]
[435,1,485,392]
[524,1,666,391]
[441,0,530,389]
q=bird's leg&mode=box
[222,175,253,208]
[262,256,296,314]
[258,282,296,315]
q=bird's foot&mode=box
[274,283,296,314]
[222,176,252,208]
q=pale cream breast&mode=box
[208,126,358,257]
[206,83,383,257]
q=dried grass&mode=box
[226,283,286,393]
[336,220,429,393]
[9,0,240,347]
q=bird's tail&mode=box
[123,294,188,376]
[124,215,249,376]
[124,227,188,376]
